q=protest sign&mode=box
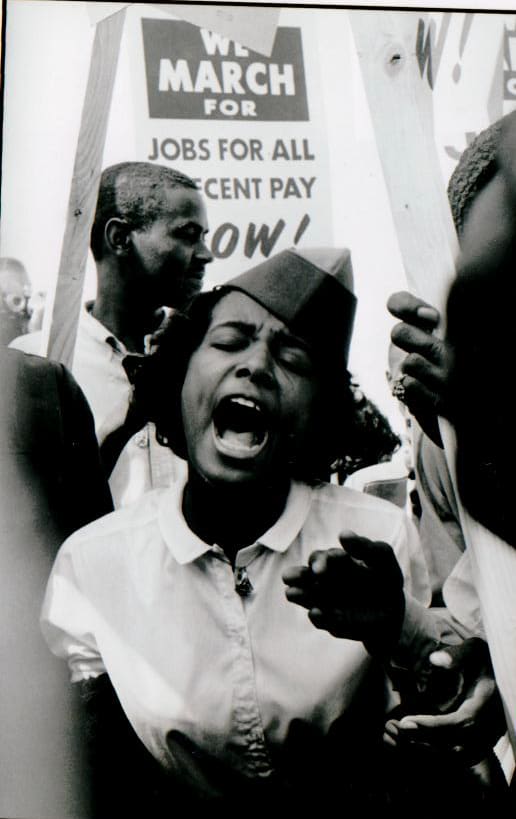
[123,6,333,287]
[3,4,514,417]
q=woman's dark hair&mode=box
[130,288,356,484]
[337,384,401,482]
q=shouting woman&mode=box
[42,248,446,814]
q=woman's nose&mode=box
[235,342,275,388]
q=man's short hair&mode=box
[90,162,199,260]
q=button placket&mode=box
[211,549,273,777]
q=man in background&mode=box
[0,257,31,345]
[11,162,213,507]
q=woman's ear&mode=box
[104,217,132,256]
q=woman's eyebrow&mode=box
[209,320,255,335]
[209,321,311,351]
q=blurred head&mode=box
[0,258,31,344]
[91,162,212,311]
[131,248,357,486]
[0,258,30,314]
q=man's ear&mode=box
[104,218,132,256]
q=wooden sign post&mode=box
[350,9,516,750]
[46,7,126,368]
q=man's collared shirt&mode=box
[41,478,431,788]
[10,305,184,507]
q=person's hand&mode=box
[387,291,454,446]
[282,531,405,657]
[384,638,506,765]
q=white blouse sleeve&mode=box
[390,512,431,607]
[390,516,477,667]
[40,540,106,683]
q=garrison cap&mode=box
[221,247,356,365]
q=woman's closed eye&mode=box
[209,328,250,351]
[207,325,314,374]
[275,343,313,374]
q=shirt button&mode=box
[134,426,149,448]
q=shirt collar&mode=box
[158,478,213,565]
[257,481,312,553]
[158,479,313,565]
[83,301,128,354]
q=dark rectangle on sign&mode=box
[142,19,309,121]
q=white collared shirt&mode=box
[41,478,431,786]
[10,305,184,507]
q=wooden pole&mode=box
[46,7,126,368]
[350,9,516,750]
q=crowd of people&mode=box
[1,110,516,816]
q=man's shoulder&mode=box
[310,480,408,540]
[9,330,43,354]
[314,479,406,513]
[0,347,67,399]
[346,455,408,490]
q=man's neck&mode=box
[91,295,160,353]
[182,468,291,565]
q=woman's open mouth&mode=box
[212,395,270,458]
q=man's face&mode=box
[181,291,320,486]
[129,187,212,311]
